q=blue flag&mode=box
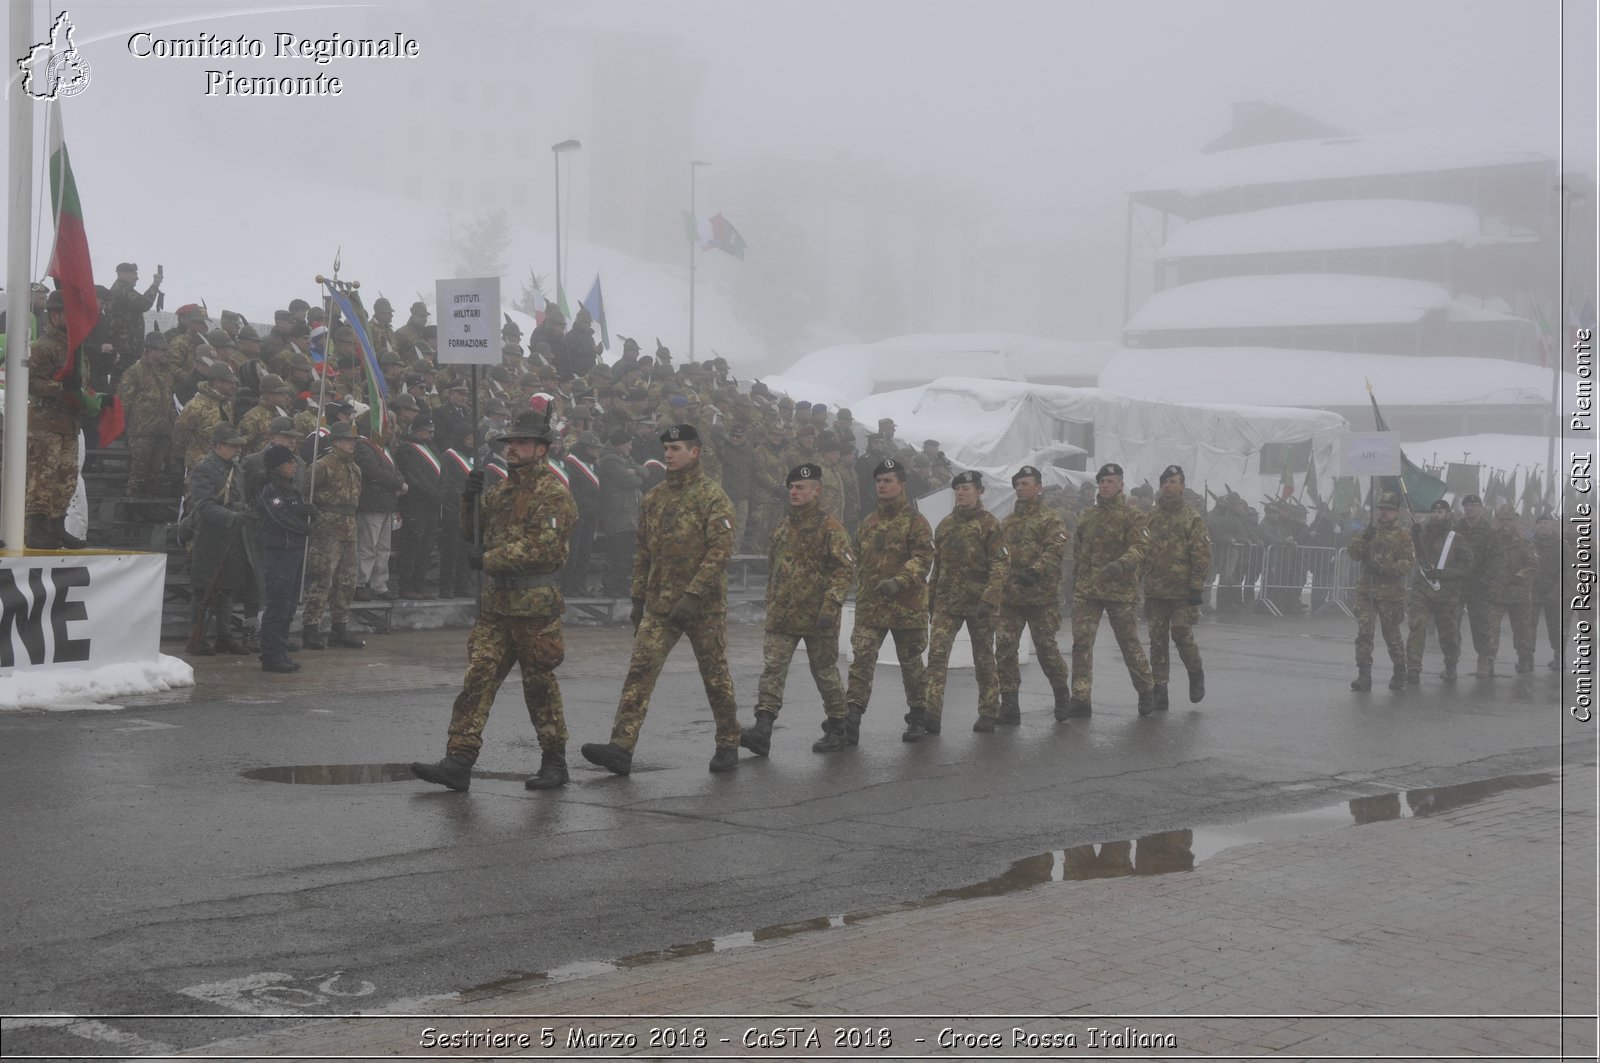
[582,274,610,351]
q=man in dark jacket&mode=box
[394,415,443,598]
[354,423,404,600]
[562,431,603,596]
[254,444,314,673]
[597,428,647,597]
[716,421,757,550]
[438,427,478,598]
[185,423,257,656]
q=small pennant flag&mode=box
[582,274,610,350]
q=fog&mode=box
[2,0,1591,375]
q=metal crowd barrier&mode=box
[1255,544,1347,618]
[1209,541,1267,612]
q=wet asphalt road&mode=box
[0,613,1577,1055]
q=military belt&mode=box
[319,505,358,515]
[491,573,560,591]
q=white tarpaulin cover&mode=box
[1124,274,1526,332]
[850,377,1346,501]
[1156,200,1504,259]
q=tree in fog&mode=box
[513,268,551,317]
[448,208,513,280]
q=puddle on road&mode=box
[452,770,1556,1000]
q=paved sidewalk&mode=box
[195,768,1595,1061]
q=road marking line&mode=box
[3,1016,176,1054]
[114,718,180,733]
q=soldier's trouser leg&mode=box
[892,625,929,712]
[1353,591,1377,667]
[1071,598,1105,700]
[965,613,999,718]
[328,538,358,624]
[1437,598,1463,665]
[1465,595,1492,656]
[924,610,963,722]
[436,506,462,594]
[1507,600,1536,658]
[755,630,802,718]
[845,624,888,711]
[445,613,517,765]
[685,609,741,749]
[1026,604,1071,692]
[803,631,848,718]
[25,427,77,517]
[301,537,334,627]
[1104,601,1152,693]
[994,605,1027,693]
[1376,599,1406,669]
[603,533,634,597]
[1146,599,1174,683]
[1536,599,1562,656]
[1167,603,1201,676]
[1405,591,1430,670]
[609,613,679,751]
[731,499,750,552]
[513,614,568,752]
[1482,601,1506,660]
[259,547,301,662]
[127,431,171,496]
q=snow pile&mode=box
[0,655,194,711]
[1126,274,1460,332]
[779,333,1116,405]
[1100,348,1567,408]
[1157,200,1498,259]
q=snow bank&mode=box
[1125,274,1462,332]
[0,655,194,711]
[1100,347,1567,408]
[1157,200,1499,259]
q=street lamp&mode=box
[689,160,711,361]
[551,138,581,311]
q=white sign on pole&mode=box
[1340,431,1401,476]
[434,277,501,366]
[0,553,166,673]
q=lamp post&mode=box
[551,138,581,310]
[689,160,710,361]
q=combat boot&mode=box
[972,714,996,733]
[901,710,930,742]
[24,514,58,549]
[997,691,1021,725]
[329,622,365,649]
[302,624,327,650]
[1060,696,1092,719]
[1387,666,1407,690]
[524,749,568,790]
[241,623,261,654]
[1152,684,1170,712]
[214,625,250,655]
[812,717,850,753]
[843,707,863,746]
[581,742,633,776]
[52,517,86,550]
[738,711,775,757]
[1440,659,1457,681]
[1516,655,1533,674]
[411,754,472,791]
[709,746,739,773]
[1188,669,1205,703]
[1474,655,1494,679]
[1350,665,1372,692]
[1137,687,1155,716]
[1404,669,1420,686]
[261,658,299,674]
[922,713,941,735]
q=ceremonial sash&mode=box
[565,454,600,489]
[407,441,441,476]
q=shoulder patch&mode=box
[845,550,856,564]
[546,516,558,529]
[718,517,733,530]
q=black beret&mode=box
[274,309,293,322]
[873,458,904,479]
[116,261,137,273]
[1012,465,1042,484]
[951,470,982,488]
[1430,499,1452,513]
[262,443,297,469]
[787,463,822,484]
[661,423,699,444]
[1096,463,1123,481]
[1462,494,1482,506]
[1159,464,1185,483]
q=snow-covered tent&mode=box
[850,377,1346,502]
[1154,200,1521,260]
[778,333,1119,405]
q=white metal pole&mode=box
[689,163,696,362]
[4,1,36,554]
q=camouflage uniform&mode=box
[925,504,1008,723]
[23,322,79,519]
[1405,520,1472,677]
[117,351,178,495]
[846,493,934,719]
[105,276,159,366]
[237,398,289,454]
[173,384,236,469]
[995,497,1071,698]
[445,458,577,763]
[1071,494,1153,703]
[1482,524,1536,669]
[1143,493,1212,687]
[605,459,741,752]
[1455,513,1496,657]
[1532,528,1563,666]
[755,498,855,721]
[1347,517,1414,674]
[301,445,363,630]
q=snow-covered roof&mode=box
[1098,347,1567,408]
[1156,200,1505,259]
[781,333,1115,404]
[1124,274,1526,332]
[1132,126,1554,199]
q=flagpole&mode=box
[690,160,710,362]
[3,0,35,554]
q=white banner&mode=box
[0,553,167,673]
[435,277,502,365]
[1340,431,1401,476]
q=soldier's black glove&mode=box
[1014,569,1039,587]
[1187,590,1204,606]
[630,597,646,633]
[1098,559,1128,581]
[873,577,900,597]
[465,544,484,571]
[667,592,702,629]
[463,469,486,497]
[974,600,996,621]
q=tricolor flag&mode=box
[682,211,748,260]
[582,274,610,350]
[322,280,386,432]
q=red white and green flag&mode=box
[682,211,748,260]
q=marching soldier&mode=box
[411,409,577,791]
[913,470,1008,739]
[1405,499,1472,682]
[1532,512,1563,671]
[844,457,934,743]
[1347,492,1414,691]
[1142,465,1211,711]
[581,424,742,775]
[1455,494,1496,666]
[995,465,1072,723]
[22,290,83,548]
[1068,463,1154,716]
[739,463,856,757]
[173,362,239,470]
[118,331,179,499]
[301,423,367,650]
[1480,505,1536,677]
